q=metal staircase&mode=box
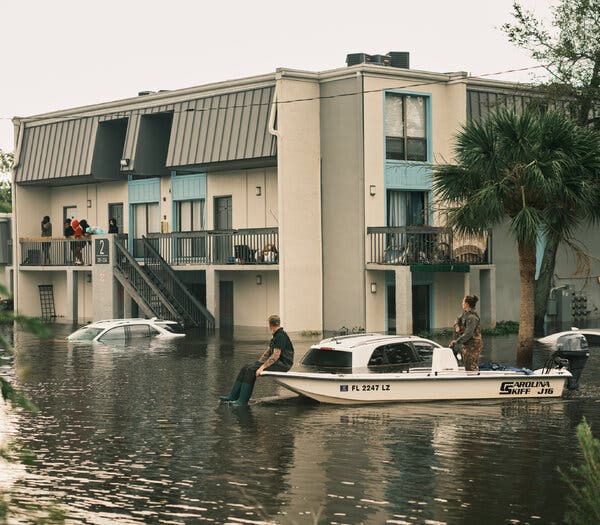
[113,239,182,323]
[141,236,215,330]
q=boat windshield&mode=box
[68,326,104,341]
[301,348,352,368]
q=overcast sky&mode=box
[0,0,554,152]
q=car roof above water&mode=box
[87,318,178,328]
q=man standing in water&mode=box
[219,315,294,405]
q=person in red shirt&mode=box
[71,219,84,264]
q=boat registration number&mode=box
[341,384,391,392]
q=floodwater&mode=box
[3,324,600,524]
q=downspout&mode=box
[268,79,283,324]
[12,119,25,310]
[267,86,280,225]
[267,85,280,139]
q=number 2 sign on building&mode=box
[95,238,110,264]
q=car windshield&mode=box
[69,326,103,341]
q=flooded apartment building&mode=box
[10,53,600,332]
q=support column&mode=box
[463,272,471,297]
[468,268,481,299]
[206,268,220,329]
[395,266,412,335]
[123,290,133,318]
[66,269,78,322]
[91,236,116,320]
[480,267,496,328]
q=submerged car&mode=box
[67,318,186,342]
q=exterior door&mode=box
[214,196,232,263]
[412,284,430,334]
[63,206,78,225]
[387,284,396,335]
[108,203,124,234]
[219,281,234,330]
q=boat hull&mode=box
[262,370,570,405]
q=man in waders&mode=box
[219,315,294,405]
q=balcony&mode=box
[140,228,279,266]
[367,226,492,267]
[20,238,93,267]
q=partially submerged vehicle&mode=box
[262,334,581,405]
[67,318,185,343]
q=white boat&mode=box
[538,327,600,346]
[262,334,572,405]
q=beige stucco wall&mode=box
[206,167,278,229]
[320,75,366,331]
[433,272,467,329]
[275,75,323,332]
[219,270,279,327]
[365,270,387,332]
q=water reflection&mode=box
[4,324,600,523]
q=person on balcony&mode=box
[41,216,52,264]
[71,219,85,265]
[450,294,483,372]
[108,218,119,234]
[219,315,294,405]
[64,219,75,265]
[263,243,278,263]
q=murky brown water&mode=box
[3,324,600,524]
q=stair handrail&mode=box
[113,239,181,321]
[141,236,215,329]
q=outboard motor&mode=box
[552,333,589,390]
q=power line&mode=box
[0,64,547,124]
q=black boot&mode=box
[219,380,242,402]
[231,382,255,406]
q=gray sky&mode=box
[0,0,554,152]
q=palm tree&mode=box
[434,109,600,363]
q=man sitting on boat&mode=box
[450,294,483,372]
[220,315,294,405]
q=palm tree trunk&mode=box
[534,235,560,336]
[517,241,536,367]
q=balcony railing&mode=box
[367,227,492,266]
[141,228,279,266]
[20,238,93,266]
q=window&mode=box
[301,349,352,368]
[368,343,418,366]
[176,199,205,232]
[133,203,160,237]
[388,191,428,227]
[128,324,152,339]
[412,341,436,358]
[99,326,126,341]
[385,93,427,161]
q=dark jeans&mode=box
[235,360,290,386]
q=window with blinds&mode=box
[385,93,427,162]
